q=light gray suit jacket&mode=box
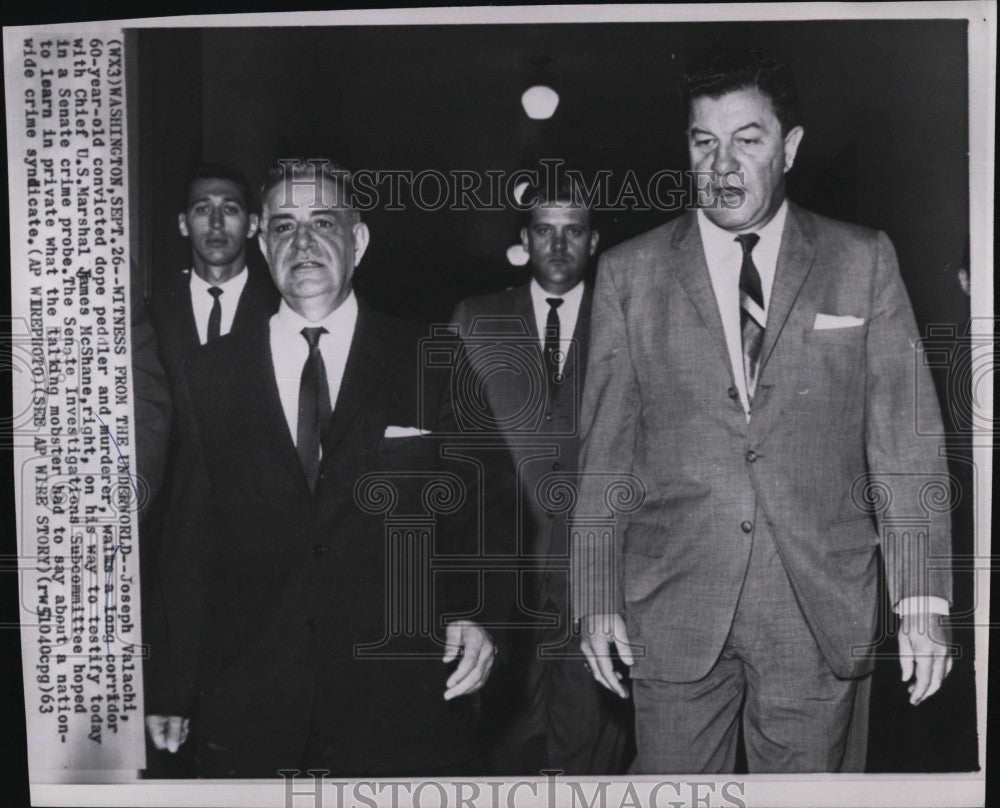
[573,203,952,682]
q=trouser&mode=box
[631,520,871,774]
[486,605,633,775]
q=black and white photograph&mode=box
[2,4,994,807]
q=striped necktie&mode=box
[736,233,765,402]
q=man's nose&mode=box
[712,142,738,174]
[294,222,314,250]
[208,206,223,228]
[551,230,567,253]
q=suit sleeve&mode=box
[572,254,640,621]
[865,232,952,608]
[143,365,217,717]
[433,302,519,633]
[131,282,171,514]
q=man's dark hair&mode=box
[682,47,801,134]
[258,158,360,223]
[521,173,594,228]
[179,162,255,213]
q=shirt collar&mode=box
[189,265,249,295]
[529,277,585,308]
[697,199,788,257]
[273,290,359,337]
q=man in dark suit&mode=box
[576,48,954,773]
[149,163,279,375]
[144,159,497,777]
[452,179,630,774]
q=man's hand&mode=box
[146,715,190,753]
[580,612,633,698]
[899,613,953,705]
[442,620,495,700]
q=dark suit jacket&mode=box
[143,266,279,557]
[452,282,592,618]
[149,265,280,382]
[146,302,508,776]
[574,203,952,683]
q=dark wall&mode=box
[131,20,977,772]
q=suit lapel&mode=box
[759,202,818,372]
[232,268,278,337]
[164,270,201,355]
[670,212,738,387]
[562,283,592,386]
[320,303,389,461]
[515,283,539,341]
[233,327,310,490]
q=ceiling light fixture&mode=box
[521,85,559,120]
[506,244,529,266]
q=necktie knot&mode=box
[208,286,223,300]
[735,232,760,257]
[546,297,564,310]
[301,326,328,351]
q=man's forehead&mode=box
[187,177,247,205]
[263,174,351,213]
[688,86,779,128]
[529,202,591,227]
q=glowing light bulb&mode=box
[521,85,559,120]
[506,244,529,266]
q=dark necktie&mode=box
[736,233,765,402]
[206,286,223,342]
[544,297,564,392]
[297,326,331,490]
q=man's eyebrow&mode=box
[190,193,246,205]
[733,122,763,134]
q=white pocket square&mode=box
[813,313,865,330]
[383,426,431,438]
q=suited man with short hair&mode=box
[576,48,953,773]
[150,163,279,368]
[145,158,498,777]
[453,178,631,774]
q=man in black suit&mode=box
[144,159,497,777]
[452,178,631,774]
[149,163,279,373]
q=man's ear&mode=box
[257,230,268,259]
[588,230,600,257]
[246,213,260,239]
[352,222,371,265]
[177,212,189,238]
[520,227,530,251]
[783,125,804,173]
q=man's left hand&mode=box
[442,620,495,700]
[899,613,954,705]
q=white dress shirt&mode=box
[529,278,585,372]
[696,202,945,617]
[188,266,249,345]
[698,201,787,417]
[269,292,358,446]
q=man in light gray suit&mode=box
[575,48,954,773]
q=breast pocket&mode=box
[802,324,868,391]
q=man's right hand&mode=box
[579,613,634,698]
[146,715,190,753]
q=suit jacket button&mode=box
[305,618,317,632]
[552,461,561,471]
[727,386,739,400]
[313,544,327,557]
[745,450,758,463]
[545,413,554,422]
[740,520,753,534]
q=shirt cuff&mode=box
[895,596,950,616]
